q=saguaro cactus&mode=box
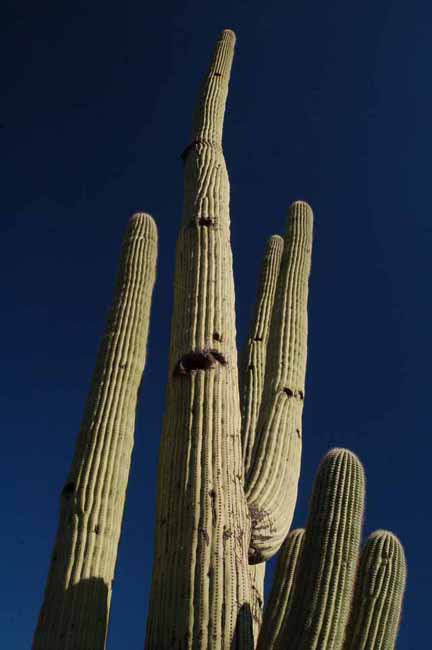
[33,214,157,650]
[145,29,313,649]
[34,28,407,650]
[259,449,407,650]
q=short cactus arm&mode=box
[246,201,313,563]
[257,528,305,650]
[343,530,407,650]
[280,448,365,650]
[146,30,253,650]
[33,213,158,650]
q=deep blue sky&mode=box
[2,1,430,647]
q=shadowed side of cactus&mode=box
[257,528,305,649]
[33,213,158,650]
[343,530,407,650]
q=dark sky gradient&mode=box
[2,1,430,647]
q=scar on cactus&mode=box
[61,481,75,498]
[173,349,227,376]
[283,387,304,400]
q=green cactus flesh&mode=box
[145,30,254,650]
[257,528,305,649]
[280,449,365,650]
[246,201,313,564]
[343,530,407,650]
[33,214,157,650]
[240,234,284,476]
[32,28,408,650]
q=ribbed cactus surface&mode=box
[280,449,365,649]
[257,528,305,649]
[33,29,407,650]
[344,530,407,649]
[240,234,284,475]
[33,214,157,650]
[145,30,254,650]
[246,201,313,563]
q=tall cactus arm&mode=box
[343,530,407,650]
[145,30,254,650]
[33,213,158,650]
[238,234,283,642]
[280,449,365,650]
[257,528,304,650]
[245,201,313,563]
[240,234,284,475]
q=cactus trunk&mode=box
[145,30,254,650]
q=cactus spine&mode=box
[33,213,157,650]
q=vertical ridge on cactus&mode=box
[32,29,408,650]
[33,213,158,650]
[257,528,305,649]
[239,234,284,640]
[240,234,284,476]
[343,530,407,650]
[145,29,253,649]
[280,449,365,649]
[246,200,313,563]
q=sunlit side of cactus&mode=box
[33,214,157,650]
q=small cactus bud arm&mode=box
[343,530,407,650]
[257,529,305,650]
[146,31,253,650]
[246,201,313,563]
[33,213,158,650]
[240,234,284,476]
[280,449,365,650]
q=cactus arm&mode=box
[280,449,365,650]
[145,30,254,650]
[240,234,284,476]
[237,234,283,643]
[33,213,157,650]
[256,528,304,650]
[245,201,313,563]
[343,530,407,650]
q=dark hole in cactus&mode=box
[62,481,75,497]
[173,349,226,376]
[248,364,254,371]
[214,72,222,76]
[283,387,304,400]
[198,216,214,227]
[213,331,222,341]
[253,336,263,342]
[94,525,100,535]
[209,490,217,525]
